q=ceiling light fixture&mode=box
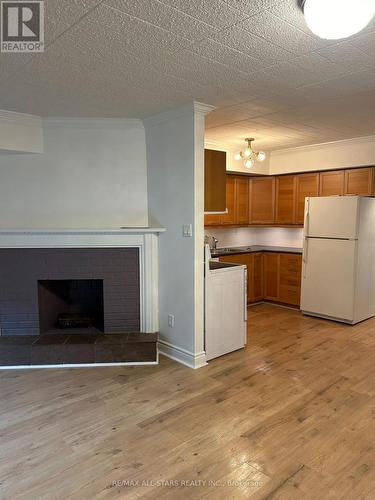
[300,0,375,40]
[234,138,266,169]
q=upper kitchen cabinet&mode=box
[204,149,226,212]
[344,167,374,196]
[220,176,236,225]
[275,175,296,224]
[319,170,345,196]
[295,173,320,224]
[235,176,249,225]
[249,177,275,224]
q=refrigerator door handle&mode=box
[303,237,309,278]
[302,198,310,277]
[304,197,310,239]
[244,268,248,322]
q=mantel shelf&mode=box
[0,227,166,235]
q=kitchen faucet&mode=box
[212,236,219,251]
[204,235,219,251]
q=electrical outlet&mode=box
[168,314,175,328]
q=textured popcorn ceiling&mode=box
[1,0,375,150]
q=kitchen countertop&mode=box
[209,261,243,270]
[211,245,303,258]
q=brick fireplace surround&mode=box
[0,228,163,368]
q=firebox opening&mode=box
[38,280,104,334]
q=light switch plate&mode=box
[183,224,193,237]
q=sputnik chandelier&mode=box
[234,138,266,169]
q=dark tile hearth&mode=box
[0,333,158,366]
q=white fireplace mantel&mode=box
[0,227,165,334]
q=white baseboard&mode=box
[0,361,158,370]
[158,340,207,369]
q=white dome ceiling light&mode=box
[300,0,375,40]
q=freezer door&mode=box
[305,196,359,239]
[301,238,357,322]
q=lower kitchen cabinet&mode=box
[219,251,302,307]
[278,253,302,306]
[250,252,263,302]
[263,252,279,301]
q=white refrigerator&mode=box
[301,195,375,324]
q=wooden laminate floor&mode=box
[1,304,375,500]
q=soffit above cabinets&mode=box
[0,1,375,150]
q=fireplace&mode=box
[38,280,104,334]
[0,229,162,367]
[0,248,140,335]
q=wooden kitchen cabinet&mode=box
[219,251,301,306]
[204,149,226,212]
[249,177,275,224]
[344,167,374,196]
[275,175,296,224]
[319,170,345,196]
[205,167,375,228]
[204,211,222,226]
[295,173,320,224]
[220,176,236,225]
[250,252,263,302]
[264,252,302,306]
[263,253,279,301]
[205,176,235,226]
[278,254,302,306]
[235,176,249,225]
[205,175,247,226]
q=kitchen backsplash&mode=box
[204,227,304,249]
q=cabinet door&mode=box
[344,167,374,196]
[251,252,263,302]
[263,253,279,300]
[275,175,296,224]
[235,177,249,225]
[204,149,226,212]
[295,173,319,224]
[204,212,222,226]
[221,176,236,225]
[279,254,302,306]
[249,177,275,224]
[319,170,345,196]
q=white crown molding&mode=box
[43,117,144,130]
[143,101,215,129]
[0,109,42,127]
[158,339,207,369]
[272,134,375,156]
[193,101,216,116]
